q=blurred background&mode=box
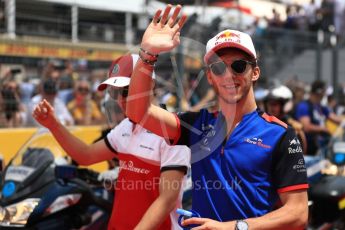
[0,0,344,156]
[1,2,345,228]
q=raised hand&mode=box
[141,4,187,55]
[32,99,58,129]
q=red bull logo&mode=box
[215,31,241,41]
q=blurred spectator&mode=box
[91,89,105,112]
[269,8,282,28]
[57,61,75,103]
[334,0,345,39]
[89,70,107,114]
[255,17,268,37]
[295,4,308,31]
[41,59,75,104]
[284,5,298,30]
[20,76,36,105]
[327,94,337,113]
[294,80,342,155]
[90,69,107,92]
[0,80,27,128]
[182,71,217,112]
[27,78,74,126]
[67,80,103,125]
[264,85,307,153]
[289,80,306,106]
[203,16,222,43]
[181,13,198,36]
[42,60,64,80]
[1,69,13,83]
[57,75,74,104]
[304,0,320,31]
[319,0,335,32]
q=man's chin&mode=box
[220,96,241,105]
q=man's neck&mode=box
[219,90,257,135]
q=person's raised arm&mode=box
[33,99,115,165]
[127,4,187,140]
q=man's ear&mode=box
[252,66,260,82]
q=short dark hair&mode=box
[311,80,326,94]
[42,78,58,95]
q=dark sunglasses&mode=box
[107,86,129,99]
[208,60,255,76]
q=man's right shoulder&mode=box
[177,109,214,121]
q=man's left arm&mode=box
[134,169,185,230]
[183,189,307,230]
[183,127,309,229]
[328,112,343,124]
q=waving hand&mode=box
[141,4,187,55]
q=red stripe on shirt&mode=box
[261,113,288,129]
[277,184,309,193]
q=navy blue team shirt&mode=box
[175,108,308,221]
[295,100,330,155]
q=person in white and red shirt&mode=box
[32,53,190,230]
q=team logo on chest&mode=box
[244,137,272,149]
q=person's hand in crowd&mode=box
[0,67,11,81]
[32,99,58,129]
[141,4,187,55]
[320,126,331,136]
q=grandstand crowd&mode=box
[1,56,345,125]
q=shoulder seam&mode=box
[260,112,288,129]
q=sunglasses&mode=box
[208,60,255,76]
[107,86,129,100]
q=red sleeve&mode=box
[171,113,181,145]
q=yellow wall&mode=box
[0,126,109,172]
